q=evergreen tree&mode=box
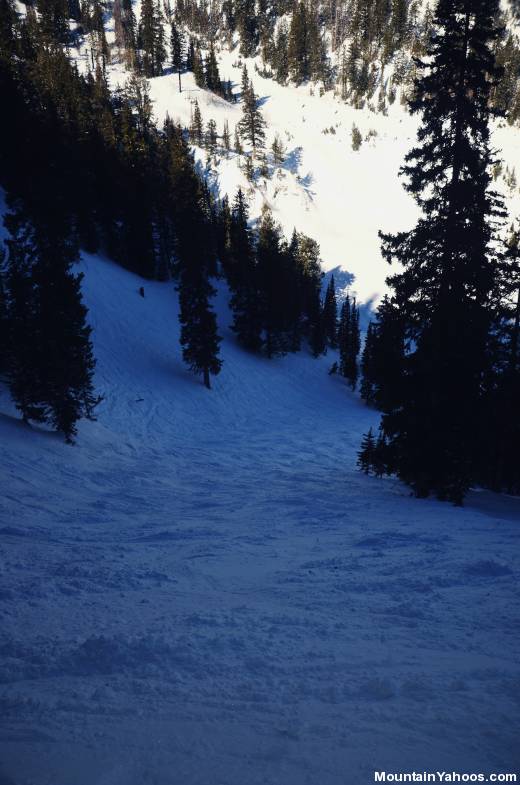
[357,427,375,474]
[273,19,289,83]
[190,99,203,145]
[374,0,506,503]
[271,133,286,166]
[290,230,324,356]
[164,120,222,389]
[257,207,291,357]
[288,1,309,84]
[4,200,98,442]
[359,296,405,411]
[138,0,166,77]
[237,82,267,155]
[222,119,231,155]
[236,0,258,57]
[170,19,184,91]
[360,320,376,405]
[338,294,360,388]
[205,118,218,156]
[192,44,205,87]
[322,275,338,348]
[351,124,362,150]
[205,44,222,94]
[228,189,263,352]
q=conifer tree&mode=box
[288,2,309,84]
[256,206,292,357]
[190,99,203,145]
[205,44,222,94]
[222,119,231,155]
[237,82,267,155]
[360,321,377,405]
[290,231,324,356]
[357,427,375,474]
[338,294,360,388]
[228,189,263,353]
[205,118,218,157]
[138,0,166,77]
[241,63,249,97]
[4,200,98,442]
[164,120,222,389]
[192,45,205,87]
[170,19,184,91]
[322,275,338,348]
[274,19,289,83]
[374,0,506,503]
[271,134,286,166]
[236,0,258,57]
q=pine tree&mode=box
[357,428,375,474]
[192,45,205,87]
[4,200,98,442]
[360,321,376,405]
[274,19,289,83]
[164,120,222,389]
[290,231,324,356]
[351,124,362,151]
[138,0,166,76]
[222,119,231,155]
[241,63,250,97]
[205,44,222,94]
[237,82,267,155]
[288,1,309,84]
[374,0,506,503]
[205,118,218,156]
[257,206,291,357]
[271,133,286,166]
[338,294,360,388]
[170,19,184,91]
[228,188,263,352]
[322,275,338,348]
[236,0,258,57]
[190,99,203,145]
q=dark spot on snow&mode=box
[464,560,513,578]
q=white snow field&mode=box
[104,48,520,305]
[0,254,519,785]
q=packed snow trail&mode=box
[0,257,519,785]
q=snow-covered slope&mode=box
[0,255,519,785]
[142,52,520,305]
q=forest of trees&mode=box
[0,0,353,435]
[114,0,520,123]
[1,0,519,503]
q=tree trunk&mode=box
[203,367,211,389]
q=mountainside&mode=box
[1,253,519,784]
[91,0,520,302]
